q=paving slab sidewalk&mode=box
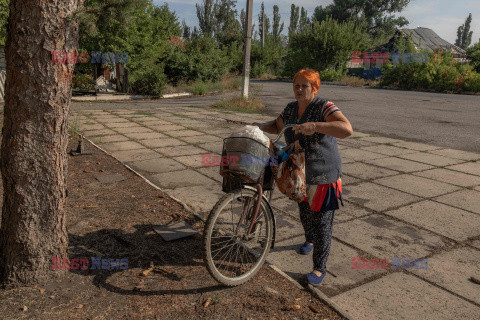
[71,106,480,320]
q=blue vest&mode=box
[282,97,342,184]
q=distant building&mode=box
[383,27,467,60]
[0,45,5,102]
[347,27,469,74]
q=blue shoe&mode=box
[299,242,313,255]
[307,272,326,286]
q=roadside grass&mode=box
[163,75,242,96]
[68,113,85,137]
[254,73,278,80]
[212,96,265,114]
[339,76,380,87]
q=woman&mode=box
[256,68,353,286]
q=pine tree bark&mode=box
[0,0,82,286]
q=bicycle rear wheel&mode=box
[203,187,274,286]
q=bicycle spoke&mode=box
[204,187,274,286]
[211,239,237,260]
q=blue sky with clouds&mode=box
[155,0,480,45]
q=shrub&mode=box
[319,68,346,82]
[464,72,480,92]
[189,81,208,95]
[72,72,95,91]
[467,41,480,73]
[130,64,166,97]
[380,50,480,92]
[163,36,231,85]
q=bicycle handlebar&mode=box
[272,124,296,143]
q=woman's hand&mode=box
[293,123,317,135]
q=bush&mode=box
[130,64,166,97]
[467,41,480,73]
[72,72,95,90]
[319,68,346,82]
[189,81,208,95]
[163,36,231,85]
[380,50,480,92]
[464,72,480,92]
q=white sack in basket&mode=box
[229,125,270,148]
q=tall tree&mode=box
[79,0,150,54]
[289,4,300,38]
[196,0,215,37]
[313,0,410,41]
[258,2,270,47]
[455,13,473,49]
[284,16,370,76]
[213,0,241,46]
[182,20,191,39]
[272,5,284,49]
[1,0,82,285]
[299,7,310,34]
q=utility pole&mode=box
[242,0,253,98]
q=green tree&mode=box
[258,2,270,45]
[124,2,182,95]
[182,20,192,39]
[284,16,370,76]
[196,0,215,37]
[0,0,9,46]
[467,41,480,72]
[289,4,299,38]
[391,30,417,53]
[299,7,310,34]
[455,13,473,49]
[313,0,410,42]
[213,0,241,46]
[272,5,284,49]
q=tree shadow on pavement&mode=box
[66,224,225,296]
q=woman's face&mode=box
[293,77,317,104]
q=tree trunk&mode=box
[0,0,82,286]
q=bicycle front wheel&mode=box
[203,187,274,286]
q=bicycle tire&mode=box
[203,187,274,286]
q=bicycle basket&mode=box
[220,137,272,186]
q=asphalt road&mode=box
[70,81,479,152]
[252,80,480,153]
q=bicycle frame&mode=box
[234,124,295,248]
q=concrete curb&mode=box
[72,92,194,102]
[162,92,193,99]
[72,94,150,102]
[267,263,355,320]
[81,136,355,320]
[307,285,356,320]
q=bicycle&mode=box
[202,125,294,286]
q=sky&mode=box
[154,0,480,45]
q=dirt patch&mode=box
[0,137,344,320]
